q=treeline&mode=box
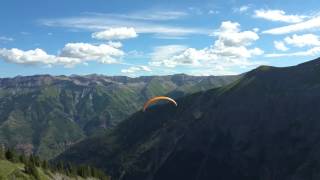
[0,146,110,180]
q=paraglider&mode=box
[143,96,177,111]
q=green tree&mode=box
[5,149,18,162]
[24,162,40,180]
[29,154,41,167]
[56,161,65,173]
[41,160,49,170]
[19,154,28,164]
[0,145,5,160]
[34,155,41,167]
[77,165,86,177]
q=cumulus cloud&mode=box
[0,42,124,67]
[92,27,138,40]
[0,48,80,67]
[0,26,134,67]
[266,47,320,57]
[149,45,188,67]
[269,34,320,57]
[150,21,264,75]
[0,48,54,64]
[213,21,259,46]
[263,16,320,35]
[121,65,151,74]
[254,9,307,23]
[274,41,289,51]
[284,34,320,47]
[60,43,124,64]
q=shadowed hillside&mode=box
[0,74,238,159]
[57,57,320,180]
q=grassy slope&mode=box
[0,160,98,180]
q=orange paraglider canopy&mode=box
[143,96,177,111]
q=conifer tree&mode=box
[25,162,40,180]
[56,161,65,173]
[19,154,28,164]
[29,154,35,166]
[5,149,18,162]
[34,155,41,167]
[0,144,5,160]
[41,160,49,170]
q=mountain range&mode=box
[0,74,238,159]
[57,57,320,180]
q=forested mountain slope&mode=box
[58,58,320,180]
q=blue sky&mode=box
[0,0,320,77]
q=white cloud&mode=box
[263,16,320,35]
[0,48,54,64]
[253,28,260,32]
[213,21,259,46]
[153,34,187,40]
[0,36,14,42]
[149,45,188,67]
[39,13,211,37]
[208,10,219,15]
[92,27,138,40]
[0,42,124,67]
[108,41,122,48]
[266,47,320,57]
[150,21,264,75]
[239,6,250,12]
[274,41,289,51]
[234,5,250,13]
[284,34,320,47]
[254,9,307,23]
[117,10,188,21]
[60,43,124,64]
[269,34,320,57]
[126,50,145,58]
[0,48,80,67]
[121,65,151,74]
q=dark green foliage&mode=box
[41,160,49,169]
[29,155,41,167]
[24,162,40,180]
[57,58,320,180]
[19,154,27,164]
[76,165,92,178]
[56,161,65,173]
[0,145,4,160]
[66,162,77,176]
[0,147,109,179]
[5,149,18,163]
[49,160,109,179]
